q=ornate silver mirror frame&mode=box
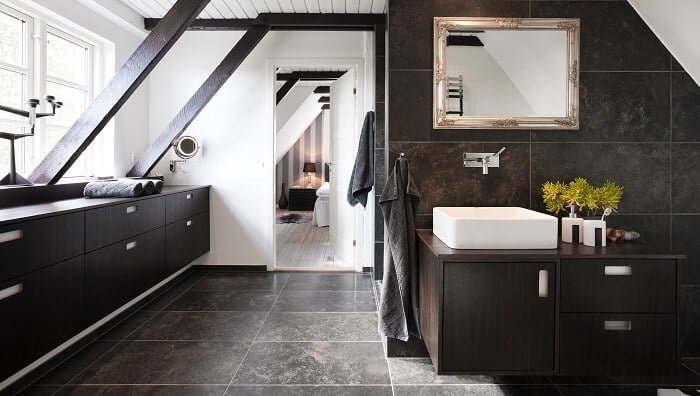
[433,17,580,129]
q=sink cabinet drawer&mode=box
[559,313,676,376]
[0,212,84,282]
[166,188,209,224]
[165,212,210,275]
[560,259,676,313]
[85,196,165,252]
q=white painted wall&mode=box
[629,0,700,87]
[147,31,367,267]
[5,0,150,177]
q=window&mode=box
[0,3,96,180]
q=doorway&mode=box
[271,61,368,272]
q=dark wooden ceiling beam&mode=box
[127,25,270,177]
[276,76,299,104]
[277,71,345,81]
[321,104,330,110]
[313,86,330,94]
[144,13,385,31]
[29,0,211,184]
[318,96,330,103]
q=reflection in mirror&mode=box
[434,18,580,129]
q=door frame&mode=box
[267,57,371,272]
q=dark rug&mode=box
[276,213,312,224]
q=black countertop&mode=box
[417,229,685,260]
[0,185,209,226]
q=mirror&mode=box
[433,17,580,129]
[174,135,199,159]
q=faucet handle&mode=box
[492,147,506,158]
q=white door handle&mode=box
[126,205,138,214]
[0,230,23,244]
[126,241,138,250]
[0,284,22,301]
[604,320,632,331]
[538,270,549,298]
[605,266,632,276]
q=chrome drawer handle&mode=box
[186,193,192,200]
[126,241,138,250]
[604,321,632,331]
[186,220,193,227]
[604,266,632,276]
[0,284,22,301]
[0,230,23,244]
[126,205,138,214]
[538,270,549,298]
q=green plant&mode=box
[541,178,623,216]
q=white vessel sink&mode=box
[433,207,558,249]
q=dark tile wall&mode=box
[386,0,700,356]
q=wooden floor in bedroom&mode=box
[275,209,349,270]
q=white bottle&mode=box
[561,206,583,244]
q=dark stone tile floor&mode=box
[15,269,700,396]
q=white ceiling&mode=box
[120,0,387,19]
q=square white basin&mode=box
[433,207,558,249]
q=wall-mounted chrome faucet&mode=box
[463,147,506,175]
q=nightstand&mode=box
[288,188,317,211]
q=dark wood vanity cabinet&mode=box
[0,186,210,382]
[417,230,683,376]
[442,261,556,372]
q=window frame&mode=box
[0,2,99,178]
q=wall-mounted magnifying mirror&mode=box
[174,135,199,159]
[170,135,200,172]
[433,17,580,130]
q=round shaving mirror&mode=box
[174,135,199,159]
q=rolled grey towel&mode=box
[84,180,144,198]
[153,180,163,193]
[139,180,155,196]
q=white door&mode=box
[329,68,357,267]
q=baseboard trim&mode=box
[0,265,198,394]
[195,264,267,272]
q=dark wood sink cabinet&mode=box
[0,186,210,381]
[417,230,684,376]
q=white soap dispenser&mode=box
[561,205,583,244]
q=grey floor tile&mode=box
[556,384,700,395]
[256,312,380,341]
[388,358,549,385]
[140,287,190,312]
[165,290,278,311]
[54,385,228,395]
[232,342,390,385]
[36,341,119,385]
[72,341,249,385]
[171,271,209,290]
[15,385,62,395]
[127,311,266,341]
[284,273,358,291]
[272,291,376,312]
[393,385,562,396]
[98,311,158,341]
[191,272,289,291]
[224,385,393,395]
[355,274,373,291]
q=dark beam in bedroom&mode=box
[313,86,330,94]
[277,71,346,81]
[321,104,330,110]
[144,13,385,31]
[127,24,270,177]
[276,75,300,104]
[318,96,330,103]
[28,0,211,184]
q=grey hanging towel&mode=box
[347,111,375,207]
[378,157,421,341]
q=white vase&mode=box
[583,219,606,247]
[561,217,584,244]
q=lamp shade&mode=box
[303,162,316,173]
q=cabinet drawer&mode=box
[0,256,85,379]
[85,196,165,252]
[166,188,209,224]
[560,313,676,376]
[85,228,165,324]
[561,259,676,313]
[166,212,210,275]
[0,212,84,282]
